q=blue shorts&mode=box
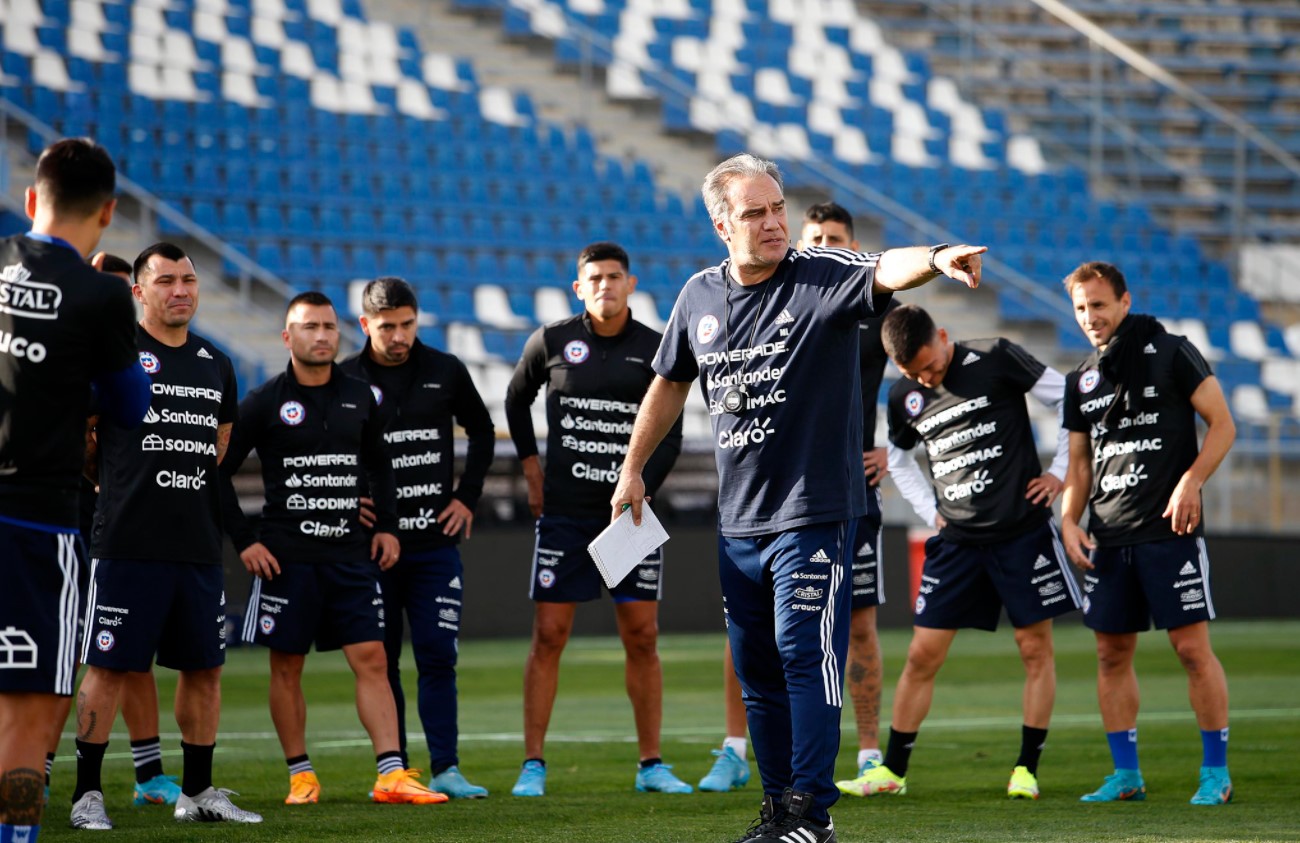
[0,517,81,695]
[849,488,885,610]
[1082,535,1215,633]
[243,559,385,654]
[530,515,663,603]
[914,520,1082,631]
[82,558,227,672]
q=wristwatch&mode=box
[928,243,950,274]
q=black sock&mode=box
[1016,726,1049,776]
[883,728,918,778]
[45,752,55,786]
[72,739,108,802]
[524,758,546,768]
[639,757,662,769]
[130,736,165,784]
[376,750,405,776]
[181,742,215,797]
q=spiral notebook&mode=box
[587,503,670,589]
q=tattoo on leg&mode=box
[77,689,97,740]
[848,661,866,685]
[0,768,44,825]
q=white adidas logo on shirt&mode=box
[775,308,795,325]
[1033,554,1052,570]
[810,549,831,564]
[449,576,462,590]
[961,351,981,366]
[1179,561,1196,576]
[197,347,213,359]
[857,542,874,558]
[1144,343,1157,354]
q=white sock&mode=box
[858,748,883,768]
[723,737,748,761]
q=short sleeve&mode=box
[997,339,1047,393]
[1062,371,1087,432]
[885,385,919,450]
[1171,338,1212,399]
[95,280,139,375]
[810,249,884,323]
[652,286,701,383]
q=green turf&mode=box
[44,620,1300,841]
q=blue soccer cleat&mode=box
[511,760,547,797]
[1190,766,1232,805]
[636,762,693,794]
[134,774,182,806]
[430,766,489,799]
[698,747,751,792]
[1080,770,1146,802]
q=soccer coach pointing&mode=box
[610,153,984,843]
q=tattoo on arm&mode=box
[0,767,44,824]
[216,423,233,465]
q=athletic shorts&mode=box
[914,520,1082,631]
[82,558,227,672]
[849,488,885,610]
[1082,535,1215,633]
[530,515,663,603]
[0,517,81,695]
[243,559,385,654]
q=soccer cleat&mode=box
[635,762,693,793]
[1080,770,1146,802]
[1007,765,1040,799]
[174,787,263,823]
[285,770,321,805]
[372,768,448,804]
[512,760,547,797]
[133,773,182,806]
[856,757,881,777]
[731,793,779,843]
[749,788,837,843]
[835,763,906,796]
[699,747,751,792]
[1189,766,1233,805]
[70,790,113,830]
[429,766,489,799]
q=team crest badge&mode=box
[259,615,276,634]
[696,314,720,344]
[138,351,161,374]
[905,391,925,417]
[564,339,590,364]
[914,595,926,615]
[280,401,305,425]
[96,630,115,651]
[538,570,556,589]
[1079,369,1101,393]
[370,385,383,405]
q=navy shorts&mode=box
[530,515,663,603]
[82,558,227,673]
[914,520,1082,631]
[243,559,385,654]
[1082,535,1215,633]
[0,517,82,695]
[849,488,885,610]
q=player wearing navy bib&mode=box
[504,242,688,798]
[702,203,898,794]
[1059,262,1236,806]
[340,277,495,799]
[219,292,444,807]
[611,154,985,843]
[0,139,149,843]
[68,242,261,829]
[838,304,1079,803]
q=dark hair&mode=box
[286,290,334,317]
[34,138,116,218]
[577,241,630,274]
[803,201,854,239]
[97,253,132,276]
[360,276,419,315]
[133,242,190,282]
[1063,261,1128,298]
[881,303,938,365]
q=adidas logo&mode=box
[449,576,462,590]
[1144,343,1157,354]
[1179,561,1196,576]
[775,308,795,325]
[961,351,981,366]
[1033,554,1052,570]
[197,347,213,359]
[857,542,874,558]
[810,549,831,564]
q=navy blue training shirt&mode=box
[655,247,887,537]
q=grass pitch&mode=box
[45,620,1300,841]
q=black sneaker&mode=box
[731,793,780,842]
[750,789,837,843]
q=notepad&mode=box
[587,503,670,589]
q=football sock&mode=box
[72,740,107,802]
[1201,728,1228,768]
[131,736,164,784]
[286,755,314,776]
[883,728,918,778]
[376,752,405,776]
[1016,726,1049,776]
[723,737,748,760]
[180,742,214,797]
[44,752,55,786]
[858,748,883,768]
[639,757,662,769]
[1106,728,1140,771]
